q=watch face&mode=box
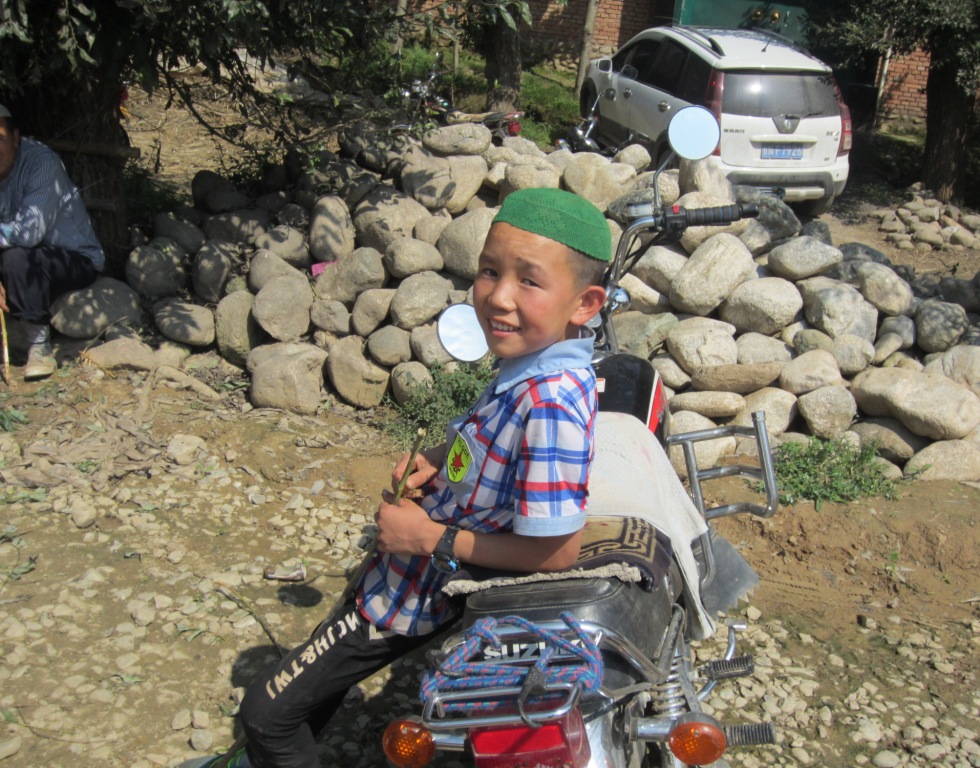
[431,554,460,574]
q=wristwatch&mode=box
[431,525,461,574]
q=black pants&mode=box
[0,245,99,324]
[238,598,441,768]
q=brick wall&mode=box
[878,49,929,122]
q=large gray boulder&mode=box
[720,277,802,335]
[850,417,930,463]
[254,225,310,270]
[314,247,387,307]
[126,243,187,298]
[612,312,679,360]
[905,440,980,481]
[248,249,305,293]
[248,342,327,415]
[385,238,444,279]
[353,185,430,252]
[153,212,206,255]
[851,367,980,440]
[730,387,799,437]
[215,290,265,367]
[154,300,216,347]
[437,207,497,280]
[423,124,493,156]
[309,195,356,263]
[351,289,396,337]
[669,233,755,316]
[766,236,842,280]
[253,274,314,342]
[778,349,843,395]
[797,385,857,439]
[203,208,269,243]
[798,276,878,342]
[193,239,239,303]
[51,277,143,339]
[632,242,688,294]
[325,336,390,408]
[914,299,969,353]
[389,271,450,330]
[924,345,980,396]
[666,317,737,373]
[851,262,914,316]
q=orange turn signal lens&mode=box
[383,718,436,768]
[668,713,727,766]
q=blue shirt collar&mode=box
[493,330,595,394]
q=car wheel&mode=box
[797,196,835,217]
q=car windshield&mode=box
[723,72,839,118]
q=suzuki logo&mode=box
[773,115,800,134]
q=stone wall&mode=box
[53,122,980,483]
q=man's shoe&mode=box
[24,340,56,380]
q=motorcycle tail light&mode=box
[668,713,727,766]
[383,719,436,768]
[507,120,522,136]
[471,708,590,768]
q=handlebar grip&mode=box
[684,203,759,226]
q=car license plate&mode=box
[761,144,804,160]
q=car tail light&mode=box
[507,120,522,136]
[833,79,852,156]
[383,719,436,768]
[668,713,727,766]
[704,70,724,156]
[471,709,590,768]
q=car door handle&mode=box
[623,89,632,99]
[659,101,671,112]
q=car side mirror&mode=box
[598,59,612,73]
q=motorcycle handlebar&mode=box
[682,202,759,226]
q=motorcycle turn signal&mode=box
[668,712,727,766]
[383,718,436,768]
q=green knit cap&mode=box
[493,188,611,262]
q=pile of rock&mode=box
[49,121,980,481]
[876,190,980,251]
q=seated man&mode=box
[0,104,105,379]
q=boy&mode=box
[191,188,609,768]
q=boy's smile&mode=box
[472,222,605,359]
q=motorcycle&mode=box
[395,65,524,143]
[383,106,780,768]
[556,87,641,159]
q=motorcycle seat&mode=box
[445,110,507,124]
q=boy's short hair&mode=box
[494,188,610,287]
[0,104,17,132]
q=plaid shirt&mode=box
[358,334,597,635]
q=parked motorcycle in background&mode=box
[395,64,524,142]
[383,107,783,768]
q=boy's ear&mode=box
[569,286,607,327]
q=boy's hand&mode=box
[375,493,442,557]
[391,445,445,498]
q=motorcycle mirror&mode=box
[667,106,721,161]
[437,303,489,362]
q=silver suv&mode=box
[581,26,852,214]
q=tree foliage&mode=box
[806,0,980,201]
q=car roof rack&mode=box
[670,24,819,62]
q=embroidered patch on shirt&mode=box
[446,432,472,484]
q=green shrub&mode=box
[383,361,495,449]
[768,437,904,508]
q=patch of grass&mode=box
[0,407,27,432]
[520,66,581,146]
[123,160,187,223]
[383,361,495,450]
[768,437,903,509]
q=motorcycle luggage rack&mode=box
[423,682,582,730]
[665,410,779,522]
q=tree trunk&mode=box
[576,0,601,94]
[485,15,522,113]
[11,78,131,275]
[922,59,975,203]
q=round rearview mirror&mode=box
[667,106,721,161]
[437,303,489,362]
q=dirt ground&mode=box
[0,82,977,767]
